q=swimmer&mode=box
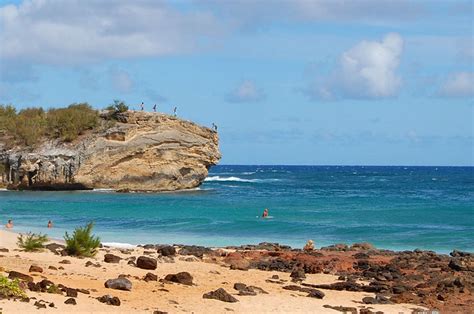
[5,219,13,229]
[47,220,53,228]
[262,208,269,218]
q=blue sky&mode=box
[0,0,473,166]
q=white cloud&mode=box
[438,72,474,97]
[0,0,221,65]
[109,69,133,93]
[226,80,265,103]
[305,33,404,100]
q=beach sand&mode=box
[1,229,427,313]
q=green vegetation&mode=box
[64,222,101,257]
[0,275,27,298]
[17,232,48,252]
[0,103,99,146]
[46,284,61,294]
[105,100,129,120]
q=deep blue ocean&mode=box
[1,165,473,253]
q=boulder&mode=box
[65,288,78,297]
[29,265,43,273]
[144,272,158,282]
[351,242,374,250]
[164,272,193,286]
[307,289,325,299]
[97,295,121,306]
[104,278,132,291]
[104,254,122,263]
[136,256,157,270]
[179,245,212,258]
[64,298,77,305]
[157,246,176,257]
[44,243,65,255]
[8,271,33,282]
[290,268,306,281]
[203,288,238,303]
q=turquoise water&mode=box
[1,165,473,253]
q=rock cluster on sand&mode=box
[203,288,238,303]
[164,272,193,285]
[0,111,220,192]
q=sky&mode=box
[0,0,473,166]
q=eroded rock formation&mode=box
[0,111,220,191]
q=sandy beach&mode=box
[0,229,437,314]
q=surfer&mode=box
[262,208,269,218]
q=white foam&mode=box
[205,176,257,182]
[102,242,137,248]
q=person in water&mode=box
[5,219,13,228]
[262,208,269,218]
[47,220,53,228]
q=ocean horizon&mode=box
[1,165,473,254]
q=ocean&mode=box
[1,165,473,253]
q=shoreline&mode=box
[1,229,472,313]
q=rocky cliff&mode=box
[0,111,220,192]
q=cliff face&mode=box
[0,111,220,192]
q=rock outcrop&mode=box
[0,111,220,192]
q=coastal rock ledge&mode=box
[0,111,221,192]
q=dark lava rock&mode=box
[157,245,176,257]
[104,254,122,264]
[97,295,121,306]
[85,261,101,268]
[0,248,9,252]
[65,288,78,298]
[104,278,132,291]
[290,268,306,281]
[8,271,33,282]
[28,265,43,273]
[153,311,168,314]
[203,288,238,303]
[144,272,158,282]
[48,266,58,270]
[44,243,65,255]
[323,305,357,314]
[49,302,55,308]
[34,301,47,309]
[354,252,370,259]
[59,259,71,264]
[179,245,213,258]
[136,256,157,270]
[127,260,136,267]
[307,289,325,299]
[164,272,193,285]
[448,259,467,271]
[320,243,349,251]
[362,294,392,304]
[272,275,279,279]
[350,242,374,250]
[64,298,77,305]
[27,282,41,292]
[39,279,55,290]
[450,250,472,258]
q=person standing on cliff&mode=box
[153,104,157,112]
[173,106,177,116]
[141,102,144,111]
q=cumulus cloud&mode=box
[109,68,133,93]
[0,0,221,65]
[438,72,474,97]
[226,80,265,103]
[304,33,404,100]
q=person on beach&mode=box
[262,208,269,218]
[153,104,157,112]
[47,220,53,228]
[5,219,13,228]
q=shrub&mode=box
[46,103,99,142]
[64,222,101,257]
[12,107,47,146]
[0,275,27,298]
[17,232,48,252]
[105,100,129,120]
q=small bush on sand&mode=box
[17,232,48,252]
[0,275,27,298]
[64,222,101,257]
